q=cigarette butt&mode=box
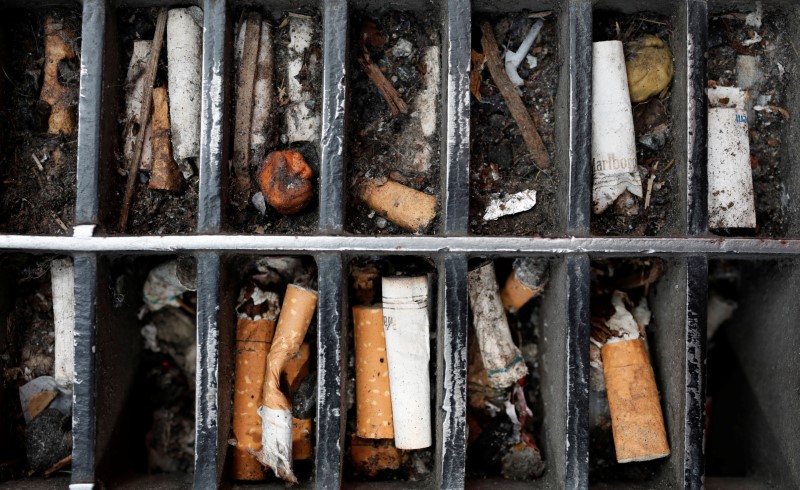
[350,435,402,476]
[353,305,394,439]
[41,16,77,136]
[167,7,203,162]
[284,342,311,392]
[254,284,318,483]
[382,276,432,450]
[591,41,643,214]
[232,318,276,480]
[468,263,528,390]
[149,86,182,191]
[292,417,313,461]
[601,338,670,463]
[359,179,437,233]
[263,284,318,410]
[500,258,549,312]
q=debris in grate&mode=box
[589,258,669,482]
[228,9,322,235]
[0,256,74,480]
[591,12,677,236]
[470,12,560,236]
[128,258,198,475]
[347,11,441,235]
[708,5,791,237]
[228,256,318,483]
[0,10,79,235]
[115,8,202,234]
[345,257,435,481]
[466,258,548,481]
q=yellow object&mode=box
[625,35,674,103]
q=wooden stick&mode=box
[480,21,551,170]
[232,13,262,208]
[359,51,408,116]
[119,8,168,232]
[149,86,182,191]
[43,454,72,478]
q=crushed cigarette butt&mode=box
[483,190,537,221]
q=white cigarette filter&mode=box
[51,259,75,386]
[467,263,528,389]
[286,15,320,144]
[124,40,154,171]
[592,41,643,214]
[381,276,432,450]
[707,87,756,229]
[167,7,203,162]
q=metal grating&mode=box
[1,0,799,489]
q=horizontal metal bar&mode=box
[2,235,800,257]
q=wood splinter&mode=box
[232,13,262,208]
[359,51,408,116]
[480,21,551,170]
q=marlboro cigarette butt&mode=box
[359,179,437,233]
[500,257,549,312]
[707,87,756,229]
[41,16,77,136]
[254,284,318,483]
[353,305,394,439]
[292,417,313,461]
[232,314,276,480]
[468,263,528,390]
[167,7,203,162]
[382,276,432,450]
[284,342,311,392]
[592,41,643,214]
[149,86,182,191]
[350,435,402,476]
[601,338,669,463]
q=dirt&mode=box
[707,8,791,237]
[344,256,436,482]
[469,13,560,236]
[346,11,441,235]
[227,9,321,235]
[591,12,677,237]
[113,9,198,235]
[0,255,62,479]
[0,10,79,236]
[465,259,545,481]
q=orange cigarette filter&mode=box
[500,272,543,312]
[350,435,402,477]
[292,417,313,461]
[41,16,77,136]
[263,284,319,410]
[353,305,394,439]
[231,318,275,480]
[284,342,311,392]
[359,179,437,233]
[149,86,182,191]
[601,338,670,463]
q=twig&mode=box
[358,50,408,116]
[480,21,551,170]
[645,162,659,209]
[43,454,71,478]
[232,13,262,208]
[118,8,168,232]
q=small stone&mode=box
[614,190,639,216]
[392,38,413,57]
[638,123,669,150]
[280,134,289,144]
[375,217,387,228]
